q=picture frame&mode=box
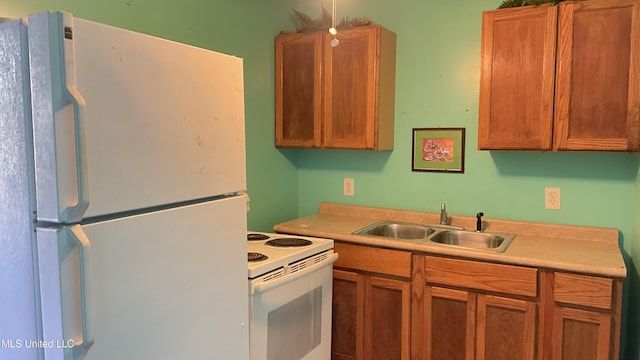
[412,128,465,173]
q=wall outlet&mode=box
[343,178,355,197]
[545,187,561,209]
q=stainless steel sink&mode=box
[353,220,515,252]
[352,221,436,240]
[427,229,515,252]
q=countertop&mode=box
[273,202,627,278]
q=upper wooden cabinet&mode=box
[478,0,640,151]
[275,25,397,150]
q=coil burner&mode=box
[265,238,313,247]
[247,233,270,241]
[248,252,268,262]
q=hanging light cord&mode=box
[332,0,336,30]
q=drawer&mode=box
[554,272,612,310]
[333,242,412,278]
[424,256,538,297]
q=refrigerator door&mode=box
[0,19,41,360]
[36,195,249,360]
[28,11,246,223]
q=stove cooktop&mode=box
[247,232,334,279]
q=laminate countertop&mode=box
[273,202,627,278]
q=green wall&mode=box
[293,0,638,248]
[290,1,640,359]
[2,0,638,358]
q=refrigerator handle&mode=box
[60,12,90,222]
[62,85,89,221]
[68,225,94,352]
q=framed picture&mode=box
[412,128,465,173]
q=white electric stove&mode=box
[246,231,337,360]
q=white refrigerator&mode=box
[0,11,249,360]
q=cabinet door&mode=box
[425,286,476,360]
[552,307,612,360]
[323,26,377,149]
[476,294,537,360]
[554,0,640,151]
[275,32,323,148]
[478,5,557,150]
[323,25,397,150]
[332,269,364,360]
[364,276,411,360]
[551,272,621,360]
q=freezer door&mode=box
[36,196,249,360]
[28,12,246,223]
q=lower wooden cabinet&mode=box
[330,244,624,360]
[416,255,538,360]
[552,306,612,360]
[332,243,411,360]
[367,275,411,360]
[551,272,623,360]
[423,286,475,360]
[476,294,537,360]
[422,287,538,360]
[332,270,362,360]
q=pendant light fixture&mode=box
[329,0,339,47]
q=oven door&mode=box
[249,252,338,360]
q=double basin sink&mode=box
[352,220,515,253]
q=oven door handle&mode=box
[251,253,339,295]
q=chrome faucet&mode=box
[440,203,448,225]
